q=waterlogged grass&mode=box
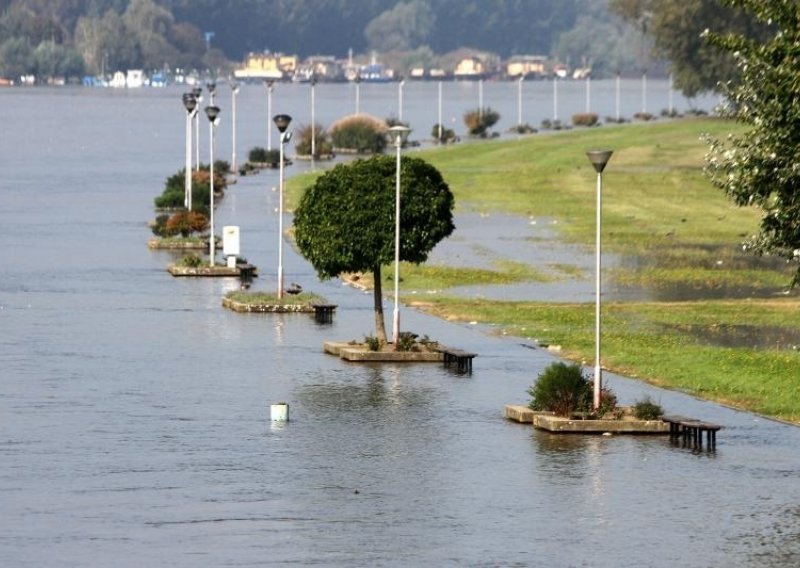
[225,291,326,305]
[416,297,800,422]
[348,261,551,294]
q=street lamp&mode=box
[517,75,524,127]
[205,105,221,267]
[182,92,197,210]
[207,80,216,105]
[397,76,405,121]
[585,149,613,410]
[354,73,361,114]
[230,80,239,172]
[264,80,275,150]
[310,74,317,164]
[437,80,443,143]
[273,113,292,298]
[387,125,411,347]
[192,86,202,170]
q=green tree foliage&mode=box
[293,154,455,341]
[364,0,434,53]
[609,0,768,96]
[703,0,800,286]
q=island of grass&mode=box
[222,290,329,313]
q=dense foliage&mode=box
[609,0,770,96]
[1,0,654,81]
[703,0,800,286]
[293,154,454,340]
[527,362,617,417]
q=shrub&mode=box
[248,148,281,166]
[528,362,617,417]
[633,111,654,121]
[633,396,664,420]
[164,210,209,237]
[151,213,170,236]
[364,335,381,351]
[396,331,417,352]
[294,123,333,157]
[330,114,387,154]
[509,123,537,134]
[572,112,599,127]
[463,107,500,137]
[431,123,457,143]
[177,253,204,267]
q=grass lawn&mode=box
[288,118,800,423]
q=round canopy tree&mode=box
[294,154,455,343]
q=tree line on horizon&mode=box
[0,0,776,97]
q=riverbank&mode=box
[288,118,800,424]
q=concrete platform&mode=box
[222,297,315,313]
[504,405,671,434]
[167,264,258,278]
[324,341,443,363]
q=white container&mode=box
[270,403,289,421]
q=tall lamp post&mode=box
[205,105,221,267]
[192,86,202,170]
[354,73,361,114]
[437,80,443,143]
[230,80,239,172]
[585,149,613,410]
[273,114,293,298]
[310,74,317,165]
[397,76,405,121]
[182,92,197,209]
[517,75,524,127]
[388,125,411,347]
[265,80,275,150]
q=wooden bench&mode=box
[662,415,722,451]
[435,347,477,374]
[311,304,337,324]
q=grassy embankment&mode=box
[287,119,800,423]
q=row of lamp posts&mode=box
[180,83,614,406]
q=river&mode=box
[1,83,798,567]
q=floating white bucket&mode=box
[270,403,289,422]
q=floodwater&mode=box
[2,85,800,567]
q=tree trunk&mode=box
[372,264,387,344]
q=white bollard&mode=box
[270,403,289,422]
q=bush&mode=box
[177,253,204,267]
[364,335,381,351]
[396,331,417,352]
[633,111,654,121]
[164,210,209,237]
[509,123,537,134]
[153,166,223,216]
[633,396,664,420]
[572,112,599,127]
[463,107,500,137]
[431,123,457,143]
[248,147,281,165]
[330,114,387,154]
[528,362,617,417]
[294,123,333,157]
